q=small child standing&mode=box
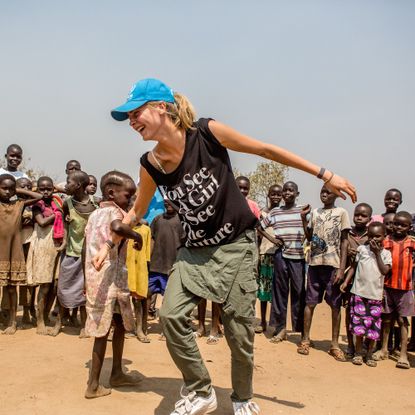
[26,176,65,335]
[340,203,372,358]
[261,181,306,343]
[373,211,415,369]
[84,171,143,399]
[340,222,392,367]
[51,171,98,337]
[255,184,282,333]
[0,174,41,334]
[297,185,350,361]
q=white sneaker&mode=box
[233,400,261,415]
[170,387,217,415]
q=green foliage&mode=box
[234,161,288,208]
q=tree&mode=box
[234,161,288,208]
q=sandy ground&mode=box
[1,303,415,415]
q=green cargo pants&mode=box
[159,230,258,402]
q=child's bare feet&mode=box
[85,384,111,399]
[194,327,206,338]
[396,357,410,369]
[2,322,17,335]
[270,329,287,344]
[373,350,389,361]
[79,328,90,339]
[36,322,48,336]
[137,330,150,343]
[48,323,61,337]
[109,372,142,388]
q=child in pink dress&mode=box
[84,171,143,399]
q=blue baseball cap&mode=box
[111,78,175,121]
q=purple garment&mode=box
[383,287,415,317]
[349,294,382,340]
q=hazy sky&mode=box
[1,0,414,215]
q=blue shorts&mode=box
[148,272,168,295]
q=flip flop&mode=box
[372,351,389,361]
[254,325,264,334]
[137,334,151,343]
[396,360,410,369]
[206,334,220,345]
[365,358,377,367]
[328,348,347,362]
[297,340,310,355]
[352,354,363,365]
[270,333,287,344]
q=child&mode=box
[51,171,98,337]
[255,184,282,333]
[297,185,350,361]
[0,174,41,334]
[236,176,260,219]
[383,212,395,235]
[148,200,185,340]
[373,211,415,369]
[340,222,392,367]
[126,211,152,342]
[84,170,142,399]
[371,188,402,223]
[26,176,65,335]
[86,174,102,204]
[54,160,82,194]
[340,203,372,358]
[17,177,37,326]
[261,181,306,343]
[0,144,28,179]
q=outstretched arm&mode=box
[209,120,357,202]
[16,188,42,207]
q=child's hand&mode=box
[275,238,284,249]
[333,269,345,284]
[301,204,311,218]
[92,245,110,270]
[340,281,347,293]
[369,239,382,255]
[57,242,66,253]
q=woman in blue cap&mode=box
[94,78,356,415]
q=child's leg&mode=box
[36,283,51,335]
[260,301,268,331]
[352,336,364,365]
[109,314,141,387]
[148,293,157,319]
[345,305,355,357]
[71,307,79,327]
[396,316,410,369]
[408,317,415,351]
[330,306,342,350]
[3,285,17,335]
[196,298,207,337]
[85,333,111,399]
[302,304,316,342]
[207,302,222,344]
[79,306,88,338]
[20,286,31,325]
[29,286,37,323]
[134,298,150,343]
[44,281,56,325]
[288,259,306,335]
[374,314,391,360]
[49,302,63,337]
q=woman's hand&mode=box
[92,244,110,271]
[324,174,357,203]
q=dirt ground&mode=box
[1,303,415,415]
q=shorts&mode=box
[148,272,168,295]
[305,265,342,309]
[383,287,415,317]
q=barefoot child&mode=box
[340,222,391,367]
[52,171,98,337]
[373,211,415,369]
[261,181,307,343]
[84,171,143,399]
[297,185,350,361]
[0,174,41,334]
[340,203,372,358]
[255,184,282,334]
[26,176,65,335]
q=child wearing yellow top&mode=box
[126,222,151,342]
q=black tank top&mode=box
[140,118,258,247]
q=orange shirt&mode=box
[383,236,415,291]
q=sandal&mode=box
[396,360,410,369]
[137,334,151,343]
[345,347,355,360]
[328,348,347,362]
[254,325,264,334]
[372,350,389,361]
[365,358,377,367]
[206,334,220,345]
[352,354,363,365]
[297,340,310,355]
[270,332,287,344]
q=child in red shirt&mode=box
[374,211,415,369]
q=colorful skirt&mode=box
[257,254,273,302]
[349,294,382,340]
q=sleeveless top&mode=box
[140,118,258,248]
[66,197,97,257]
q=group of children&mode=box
[251,179,415,370]
[1,142,415,399]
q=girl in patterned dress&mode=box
[84,171,143,399]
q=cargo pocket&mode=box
[227,278,258,324]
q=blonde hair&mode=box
[149,92,196,131]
